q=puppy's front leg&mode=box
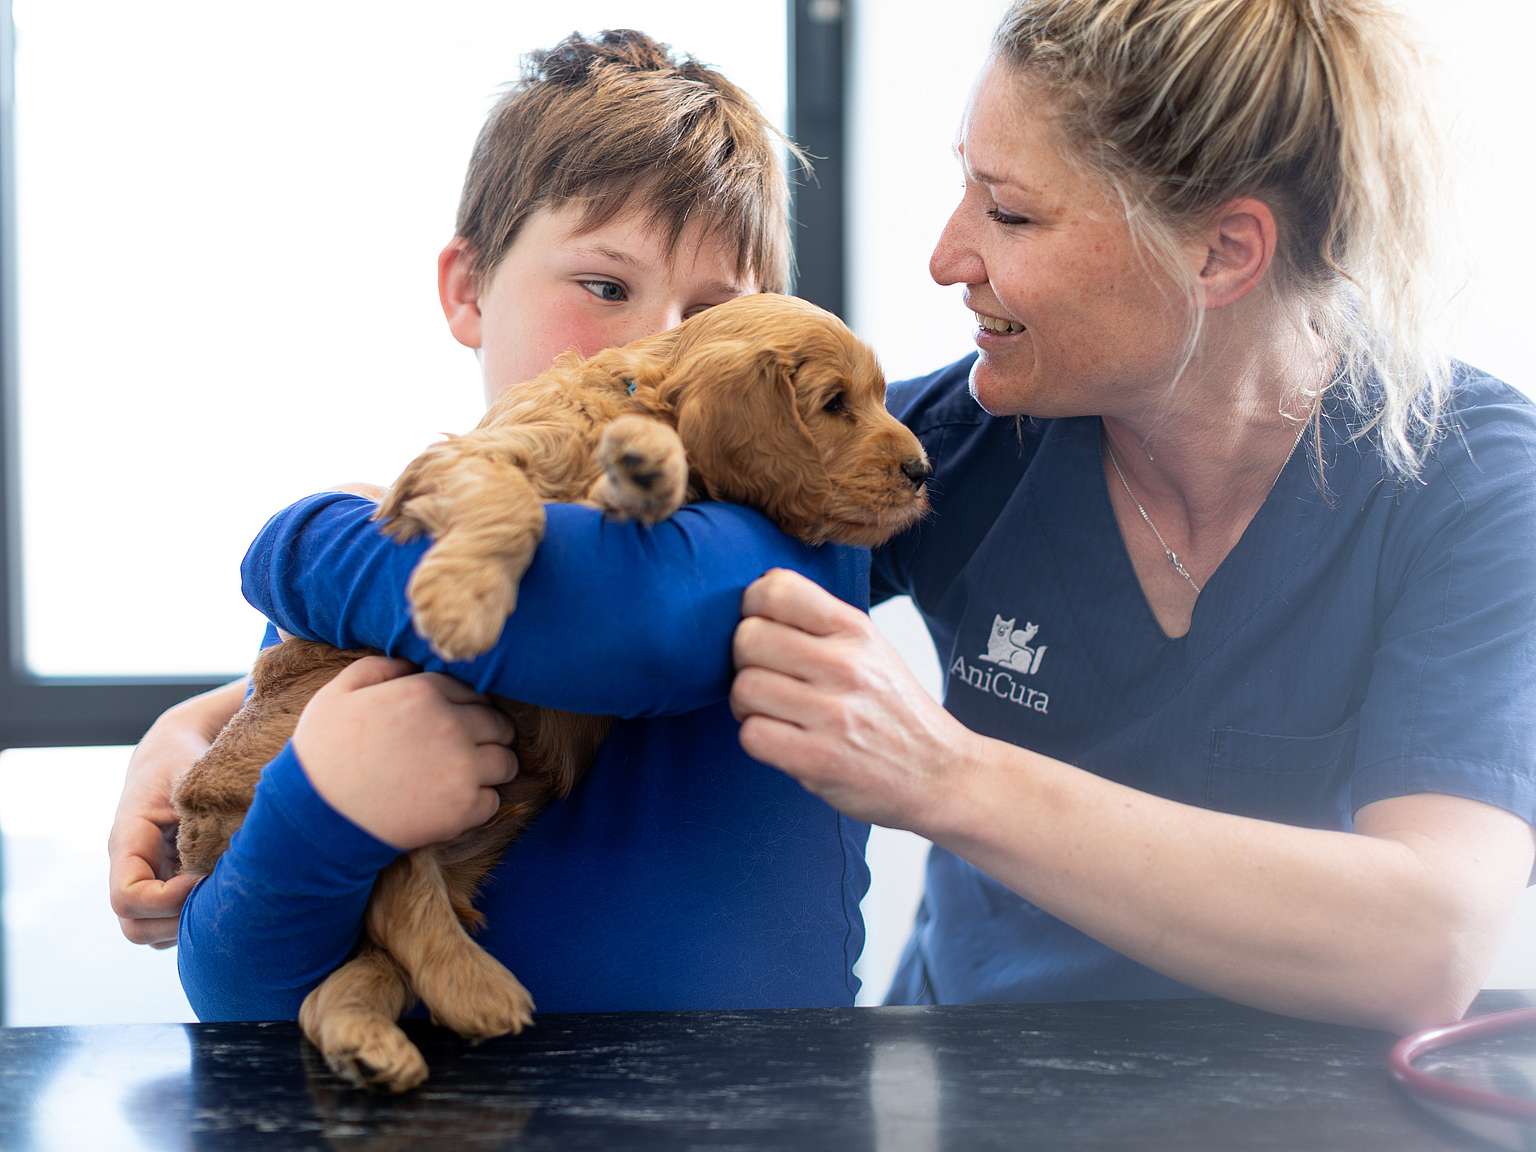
[378,450,546,662]
[587,415,689,523]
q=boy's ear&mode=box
[438,237,482,349]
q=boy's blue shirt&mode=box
[179,498,871,1019]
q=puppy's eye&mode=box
[823,392,847,415]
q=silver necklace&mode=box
[1102,418,1310,598]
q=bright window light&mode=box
[12,0,786,677]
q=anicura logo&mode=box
[949,614,1050,714]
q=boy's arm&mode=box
[177,743,399,1021]
[241,493,870,717]
[110,676,248,947]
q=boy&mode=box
[110,29,872,1016]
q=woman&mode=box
[730,0,1536,1029]
[120,0,1535,1032]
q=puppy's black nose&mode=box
[900,458,932,489]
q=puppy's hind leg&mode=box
[368,850,535,1042]
[300,944,427,1093]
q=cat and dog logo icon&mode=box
[980,614,1048,676]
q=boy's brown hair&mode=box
[455,29,804,294]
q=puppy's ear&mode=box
[668,341,834,543]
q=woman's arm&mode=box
[729,568,1536,1034]
[109,677,247,947]
[928,740,1531,1033]
[241,493,868,717]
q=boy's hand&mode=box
[109,679,245,946]
[293,657,517,851]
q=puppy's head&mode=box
[657,294,930,547]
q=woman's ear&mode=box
[438,237,483,349]
[1197,196,1278,310]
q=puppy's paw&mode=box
[593,416,688,524]
[317,1014,429,1094]
[407,552,518,662]
[420,950,536,1042]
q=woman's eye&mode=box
[823,392,847,415]
[579,279,627,302]
[986,208,1031,227]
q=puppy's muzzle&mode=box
[900,457,933,490]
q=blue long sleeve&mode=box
[192,494,873,1020]
[241,493,869,716]
[177,742,400,1021]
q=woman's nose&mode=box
[929,202,984,288]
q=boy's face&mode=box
[440,202,757,407]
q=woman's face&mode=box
[930,59,1198,419]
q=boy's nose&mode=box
[654,303,688,334]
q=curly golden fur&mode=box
[171,293,931,1092]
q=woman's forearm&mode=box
[926,736,1514,1033]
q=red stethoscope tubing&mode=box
[1389,1007,1536,1122]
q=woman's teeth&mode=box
[975,312,1025,335]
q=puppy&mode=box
[172,292,931,1092]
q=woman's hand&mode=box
[109,678,247,946]
[292,657,518,851]
[729,568,982,830]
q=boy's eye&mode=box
[579,279,627,302]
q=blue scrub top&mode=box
[876,356,1536,1005]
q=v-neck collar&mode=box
[1029,400,1364,698]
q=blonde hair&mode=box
[457,29,803,295]
[993,0,1452,478]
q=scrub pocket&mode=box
[1207,718,1360,830]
